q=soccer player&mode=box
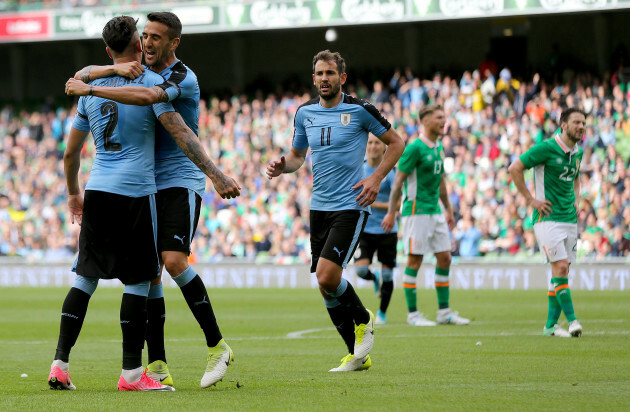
[49,16,239,392]
[266,50,404,372]
[508,108,585,338]
[67,12,235,387]
[354,135,398,325]
[382,105,470,326]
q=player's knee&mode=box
[318,276,336,292]
[407,256,422,269]
[381,268,394,282]
[355,266,369,280]
[436,254,452,268]
[554,261,569,277]
[163,255,188,278]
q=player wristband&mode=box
[89,86,93,95]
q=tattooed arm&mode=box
[74,62,144,82]
[157,111,241,199]
[65,78,170,105]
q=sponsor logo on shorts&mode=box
[333,247,344,257]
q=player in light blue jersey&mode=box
[354,135,398,325]
[51,16,240,392]
[67,11,237,388]
[267,50,404,372]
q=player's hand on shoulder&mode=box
[65,78,90,96]
[353,175,380,207]
[266,156,286,179]
[114,61,144,79]
[213,173,241,199]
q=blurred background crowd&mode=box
[1,62,630,264]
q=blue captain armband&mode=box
[156,80,181,101]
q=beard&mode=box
[319,82,341,100]
[566,128,583,143]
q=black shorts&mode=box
[156,187,201,255]
[355,232,398,268]
[75,190,160,285]
[310,210,368,272]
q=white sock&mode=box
[52,359,69,372]
[121,366,143,383]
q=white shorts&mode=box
[401,214,451,256]
[533,221,578,264]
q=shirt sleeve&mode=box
[72,97,90,131]
[145,71,181,103]
[397,143,417,175]
[143,73,176,117]
[155,80,182,102]
[292,107,309,150]
[520,142,550,169]
[151,101,176,119]
[360,100,391,137]
[172,70,197,100]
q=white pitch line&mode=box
[286,328,334,339]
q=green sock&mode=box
[545,281,562,328]
[403,267,418,313]
[554,277,577,322]
[434,267,450,310]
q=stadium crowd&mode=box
[1,65,630,263]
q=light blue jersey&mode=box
[363,164,397,234]
[293,93,391,211]
[154,60,205,196]
[72,71,175,197]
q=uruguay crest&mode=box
[340,113,351,126]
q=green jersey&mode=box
[520,135,583,224]
[398,134,444,216]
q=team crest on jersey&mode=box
[340,113,351,126]
[556,158,563,164]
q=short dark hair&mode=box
[419,104,443,120]
[147,12,182,39]
[560,107,586,125]
[102,16,138,54]
[312,50,346,74]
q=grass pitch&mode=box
[2,286,629,411]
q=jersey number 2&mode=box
[100,102,121,152]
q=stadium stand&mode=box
[0,67,629,262]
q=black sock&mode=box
[365,269,376,281]
[146,297,166,364]
[380,281,394,313]
[326,304,355,354]
[54,287,91,362]
[335,282,369,325]
[180,275,222,347]
[120,293,147,370]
